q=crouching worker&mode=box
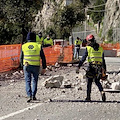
[20,32,47,102]
[76,34,106,102]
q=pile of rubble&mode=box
[0,63,120,92]
[102,71,120,90]
[0,69,24,86]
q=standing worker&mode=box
[74,37,82,59]
[43,34,53,47]
[36,32,44,45]
[76,34,106,102]
[20,32,47,102]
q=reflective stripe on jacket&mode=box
[86,46,103,63]
[44,38,53,46]
[74,39,82,45]
[22,42,41,66]
[36,35,43,44]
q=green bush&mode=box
[107,28,113,41]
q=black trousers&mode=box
[87,77,103,98]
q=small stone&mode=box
[77,87,82,90]
[67,64,72,67]
[48,98,52,102]
[64,84,72,88]
[28,108,31,110]
[18,95,20,97]
[61,90,65,93]
[10,80,15,82]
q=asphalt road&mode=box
[105,57,120,65]
[0,57,120,120]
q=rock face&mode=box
[32,0,73,33]
[33,0,120,41]
[32,0,63,33]
[103,0,120,36]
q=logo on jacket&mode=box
[28,45,34,49]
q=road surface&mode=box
[0,57,120,120]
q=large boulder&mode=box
[43,75,64,88]
[111,82,120,90]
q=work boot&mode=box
[32,96,37,100]
[27,96,32,103]
[85,97,91,101]
[101,91,106,102]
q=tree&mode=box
[80,0,90,7]
[0,0,44,44]
[51,1,85,39]
[88,0,105,24]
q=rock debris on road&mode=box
[0,57,120,120]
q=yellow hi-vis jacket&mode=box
[74,39,82,45]
[44,38,53,46]
[22,42,41,66]
[86,46,103,63]
[36,35,43,44]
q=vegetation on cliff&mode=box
[0,0,108,44]
[0,0,43,44]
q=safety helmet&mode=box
[86,34,94,42]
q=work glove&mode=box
[76,67,79,74]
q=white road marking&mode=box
[0,103,43,120]
[0,95,66,120]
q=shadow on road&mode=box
[49,99,120,103]
[107,71,120,74]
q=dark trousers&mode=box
[87,77,103,98]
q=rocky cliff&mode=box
[33,0,120,40]
[32,0,63,33]
[103,0,120,37]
